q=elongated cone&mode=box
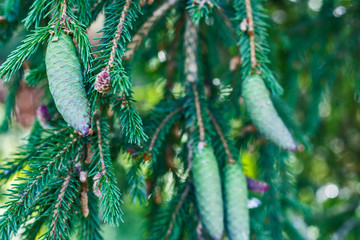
[192,146,224,240]
[224,163,249,240]
[242,75,296,151]
[46,33,91,135]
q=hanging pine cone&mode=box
[192,146,224,240]
[224,163,249,240]
[242,75,296,151]
[45,33,91,135]
[94,69,111,93]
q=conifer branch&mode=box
[184,17,205,143]
[207,109,235,164]
[49,168,73,238]
[234,0,283,94]
[124,0,179,60]
[148,107,182,152]
[60,0,67,21]
[165,184,191,239]
[96,118,107,174]
[184,18,199,84]
[19,136,80,205]
[107,0,132,69]
[215,7,236,40]
[244,0,257,69]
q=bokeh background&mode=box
[1,0,360,239]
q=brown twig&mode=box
[192,83,205,143]
[207,109,235,164]
[148,107,183,152]
[245,0,257,69]
[60,0,67,21]
[107,0,132,69]
[184,17,205,143]
[124,0,179,60]
[49,169,73,237]
[96,119,106,174]
[239,124,257,137]
[165,184,190,239]
[184,17,199,83]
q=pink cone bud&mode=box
[246,177,269,193]
[94,69,111,93]
[37,105,51,128]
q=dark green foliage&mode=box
[0,27,50,82]
[192,146,224,240]
[242,75,296,151]
[89,118,124,226]
[46,33,91,135]
[0,70,21,133]
[149,183,192,240]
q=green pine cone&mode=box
[46,33,91,135]
[242,75,296,151]
[224,163,249,240]
[192,146,224,240]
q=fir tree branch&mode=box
[207,109,235,164]
[165,184,190,239]
[49,167,75,238]
[148,107,182,152]
[215,6,236,40]
[60,0,68,22]
[192,83,205,143]
[107,0,132,70]
[187,0,217,22]
[244,0,257,69]
[184,18,199,84]
[19,136,80,205]
[234,0,283,94]
[0,28,50,82]
[184,17,206,144]
[0,135,81,239]
[79,191,103,240]
[90,119,124,226]
[124,0,179,60]
[96,118,107,174]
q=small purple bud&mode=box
[246,177,269,193]
[37,105,51,128]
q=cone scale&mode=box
[192,146,224,240]
[45,33,91,135]
[242,75,296,151]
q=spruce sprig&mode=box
[89,118,124,226]
[234,0,283,95]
